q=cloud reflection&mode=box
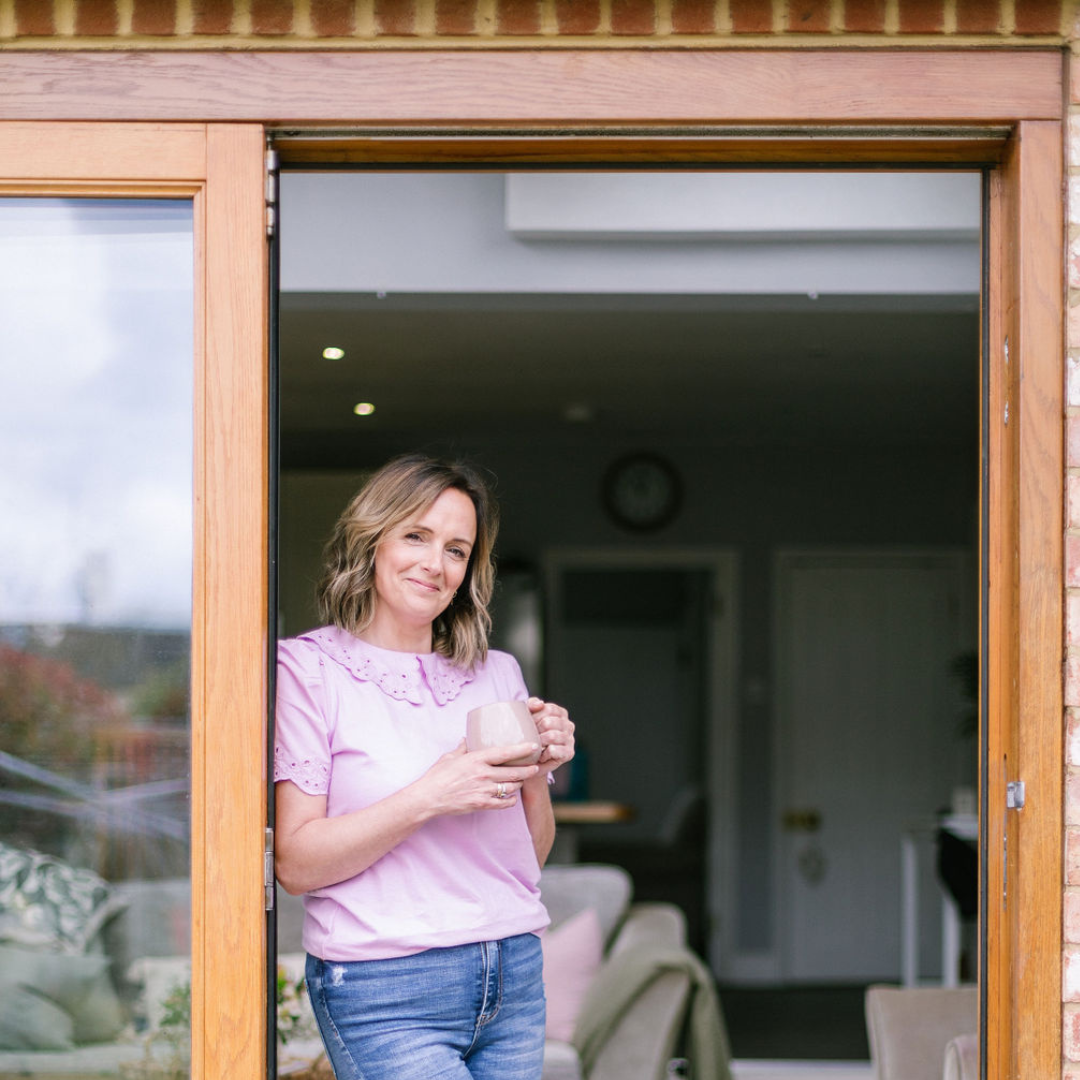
[0,200,194,628]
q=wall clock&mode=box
[601,453,682,532]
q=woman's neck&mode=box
[357,612,434,654]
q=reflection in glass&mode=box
[0,199,193,1076]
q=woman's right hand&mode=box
[416,739,541,815]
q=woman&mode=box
[274,454,575,1080]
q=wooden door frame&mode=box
[1,47,1063,1078]
[0,122,270,1080]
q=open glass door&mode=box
[0,123,270,1080]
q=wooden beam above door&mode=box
[0,50,1062,126]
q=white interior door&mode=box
[777,552,965,982]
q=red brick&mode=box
[1071,831,1080,884]
[1069,709,1080,767]
[612,0,656,34]
[251,0,293,33]
[1069,655,1080,707]
[1069,770,1080,825]
[1068,946,1080,1003]
[1069,535,1080,589]
[376,0,418,34]
[132,0,176,34]
[555,0,602,33]
[789,0,832,32]
[1071,474,1080,530]
[897,0,943,33]
[14,0,55,35]
[671,0,715,33]
[954,0,1000,33]
[1069,892,1080,943]
[311,0,356,35]
[730,0,773,32]
[192,0,233,34]
[1069,593,1080,648]
[436,0,477,34]
[1069,829,1080,885]
[1014,0,1061,35]
[843,0,884,31]
[1067,1004,1080,1059]
[496,0,542,34]
[1069,417,1080,468]
[74,0,118,35]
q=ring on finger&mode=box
[496,782,507,799]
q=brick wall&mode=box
[0,0,1073,43]
[6,0,1080,1074]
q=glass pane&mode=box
[0,199,193,1077]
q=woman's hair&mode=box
[317,454,499,670]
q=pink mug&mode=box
[466,700,542,765]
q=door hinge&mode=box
[264,826,275,911]
[265,147,279,240]
[1006,780,1025,810]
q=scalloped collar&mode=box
[301,626,474,706]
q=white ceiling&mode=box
[278,173,980,454]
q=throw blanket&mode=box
[573,945,733,1080]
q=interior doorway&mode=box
[542,548,738,966]
[273,167,980,1062]
[775,551,974,985]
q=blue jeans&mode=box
[305,933,546,1080]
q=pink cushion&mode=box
[541,907,603,1042]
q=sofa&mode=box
[535,863,731,1080]
[0,849,729,1080]
[864,985,977,1080]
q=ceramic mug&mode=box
[466,700,542,765]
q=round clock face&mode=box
[602,453,682,532]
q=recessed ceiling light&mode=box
[322,346,345,360]
[353,402,376,416]
[563,402,594,423]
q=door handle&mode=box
[782,809,822,833]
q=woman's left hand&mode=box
[527,697,575,775]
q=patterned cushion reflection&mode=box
[0,841,127,954]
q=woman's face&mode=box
[370,487,478,640]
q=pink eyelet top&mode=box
[274,625,549,961]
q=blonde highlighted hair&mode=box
[317,454,499,670]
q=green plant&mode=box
[276,967,313,1046]
[120,966,315,1080]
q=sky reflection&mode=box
[0,199,194,628]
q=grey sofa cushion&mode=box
[0,984,75,1051]
[0,943,126,1044]
[542,1039,584,1080]
[539,864,632,946]
[865,985,977,1080]
[105,877,190,1000]
[943,1033,978,1080]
